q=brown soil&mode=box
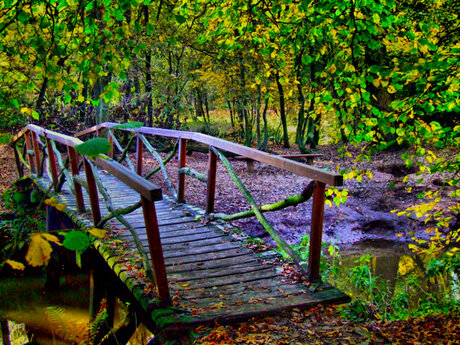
[142,143,458,247]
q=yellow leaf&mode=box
[5,259,25,271]
[88,228,107,238]
[388,85,397,94]
[182,283,190,287]
[396,233,403,237]
[373,78,380,88]
[55,203,66,212]
[325,200,333,207]
[44,198,57,206]
[26,234,54,267]
[41,233,61,245]
[329,64,337,74]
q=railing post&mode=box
[25,131,37,173]
[136,134,143,176]
[68,146,85,212]
[177,138,187,203]
[206,147,217,214]
[32,132,41,175]
[141,196,170,304]
[83,158,101,226]
[308,181,326,283]
[45,138,59,187]
[108,134,114,159]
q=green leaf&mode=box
[62,230,90,252]
[175,14,186,24]
[113,121,144,129]
[30,189,40,203]
[75,137,111,158]
[12,192,27,203]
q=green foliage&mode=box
[75,137,111,158]
[0,132,13,145]
[61,230,90,252]
[325,249,459,322]
[0,185,45,270]
[113,121,144,129]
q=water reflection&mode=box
[334,240,458,309]
[0,274,89,345]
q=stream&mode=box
[0,241,454,344]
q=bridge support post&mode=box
[68,147,85,212]
[206,147,217,214]
[141,196,170,304]
[177,138,187,203]
[83,158,101,226]
[24,131,36,174]
[136,134,143,176]
[308,181,326,283]
[32,132,41,175]
[46,138,59,188]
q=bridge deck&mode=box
[35,170,349,331]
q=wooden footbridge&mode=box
[10,123,349,343]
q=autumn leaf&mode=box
[88,228,107,238]
[26,233,59,267]
[5,259,25,270]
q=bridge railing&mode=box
[76,122,343,283]
[10,124,171,304]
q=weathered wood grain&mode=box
[34,167,349,332]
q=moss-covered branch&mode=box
[108,130,136,171]
[178,167,208,183]
[139,134,177,200]
[96,201,142,228]
[209,181,315,221]
[210,147,309,275]
[144,142,178,179]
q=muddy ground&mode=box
[141,143,458,248]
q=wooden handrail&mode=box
[11,124,170,303]
[76,122,343,186]
[11,124,162,202]
[76,122,344,282]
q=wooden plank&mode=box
[165,255,260,274]
[121,228,225,244]
[167,262,272,282]
[161,241,241,257]
[160,247,255,265]
[170,267,277,290]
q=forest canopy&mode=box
[0,0,458,152]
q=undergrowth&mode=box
[299,238,459,322]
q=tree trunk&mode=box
[262,97,269,151]
[143,6,153,127]
[275,73,290,148]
